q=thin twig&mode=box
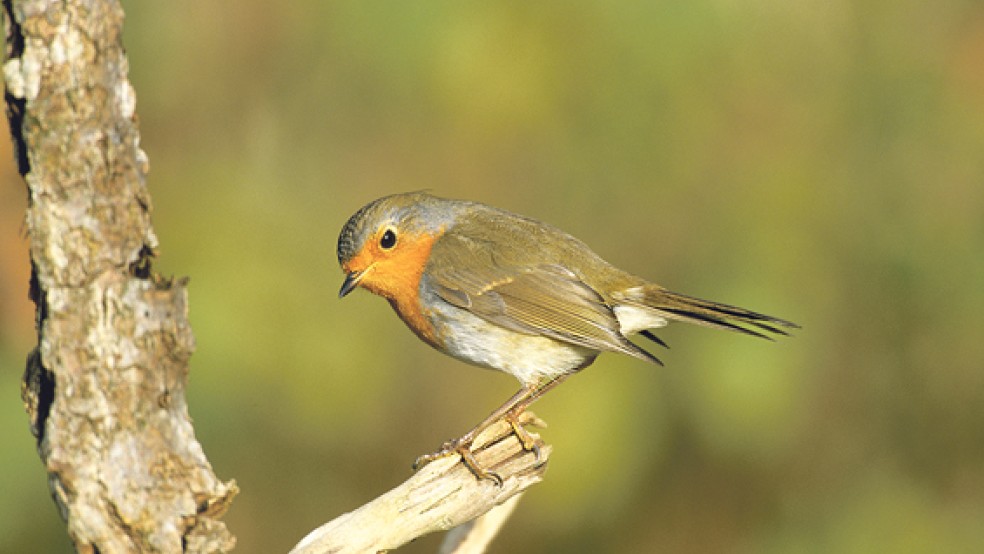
[438,493,525,554]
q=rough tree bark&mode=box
[3,1,236,552]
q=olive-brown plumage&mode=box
[337,191,797,481]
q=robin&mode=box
[337,191,796,483]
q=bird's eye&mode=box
[379,228,397,250]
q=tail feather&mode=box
[635,288,798,340]
[639,329,670,348]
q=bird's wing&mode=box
[425,234,661,365]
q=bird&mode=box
[337,191,797,483]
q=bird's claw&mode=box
[411,439,460,471]
[412,439,504,485]
[412,412,544,486]
[505,411,542,463]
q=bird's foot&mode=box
[412,437,504,485]
[504,409,545,463]
[412,411,547,486]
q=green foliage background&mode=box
[2,1,983,552]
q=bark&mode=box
[3,1,236,552]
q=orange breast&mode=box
[359,231,444,349]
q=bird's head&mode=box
[337,192,453,300]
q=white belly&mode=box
[427,300,596,385]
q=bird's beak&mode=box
[339,267,368,298]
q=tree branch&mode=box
[290,414,550,554]
[438,493,525,554]
[4,0,236,551]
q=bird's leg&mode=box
[500,373,570,459]
[413,384,536,482]
[413,373,571,484]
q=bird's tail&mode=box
[621,286,799,340]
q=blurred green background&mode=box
[2,1,983,552]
